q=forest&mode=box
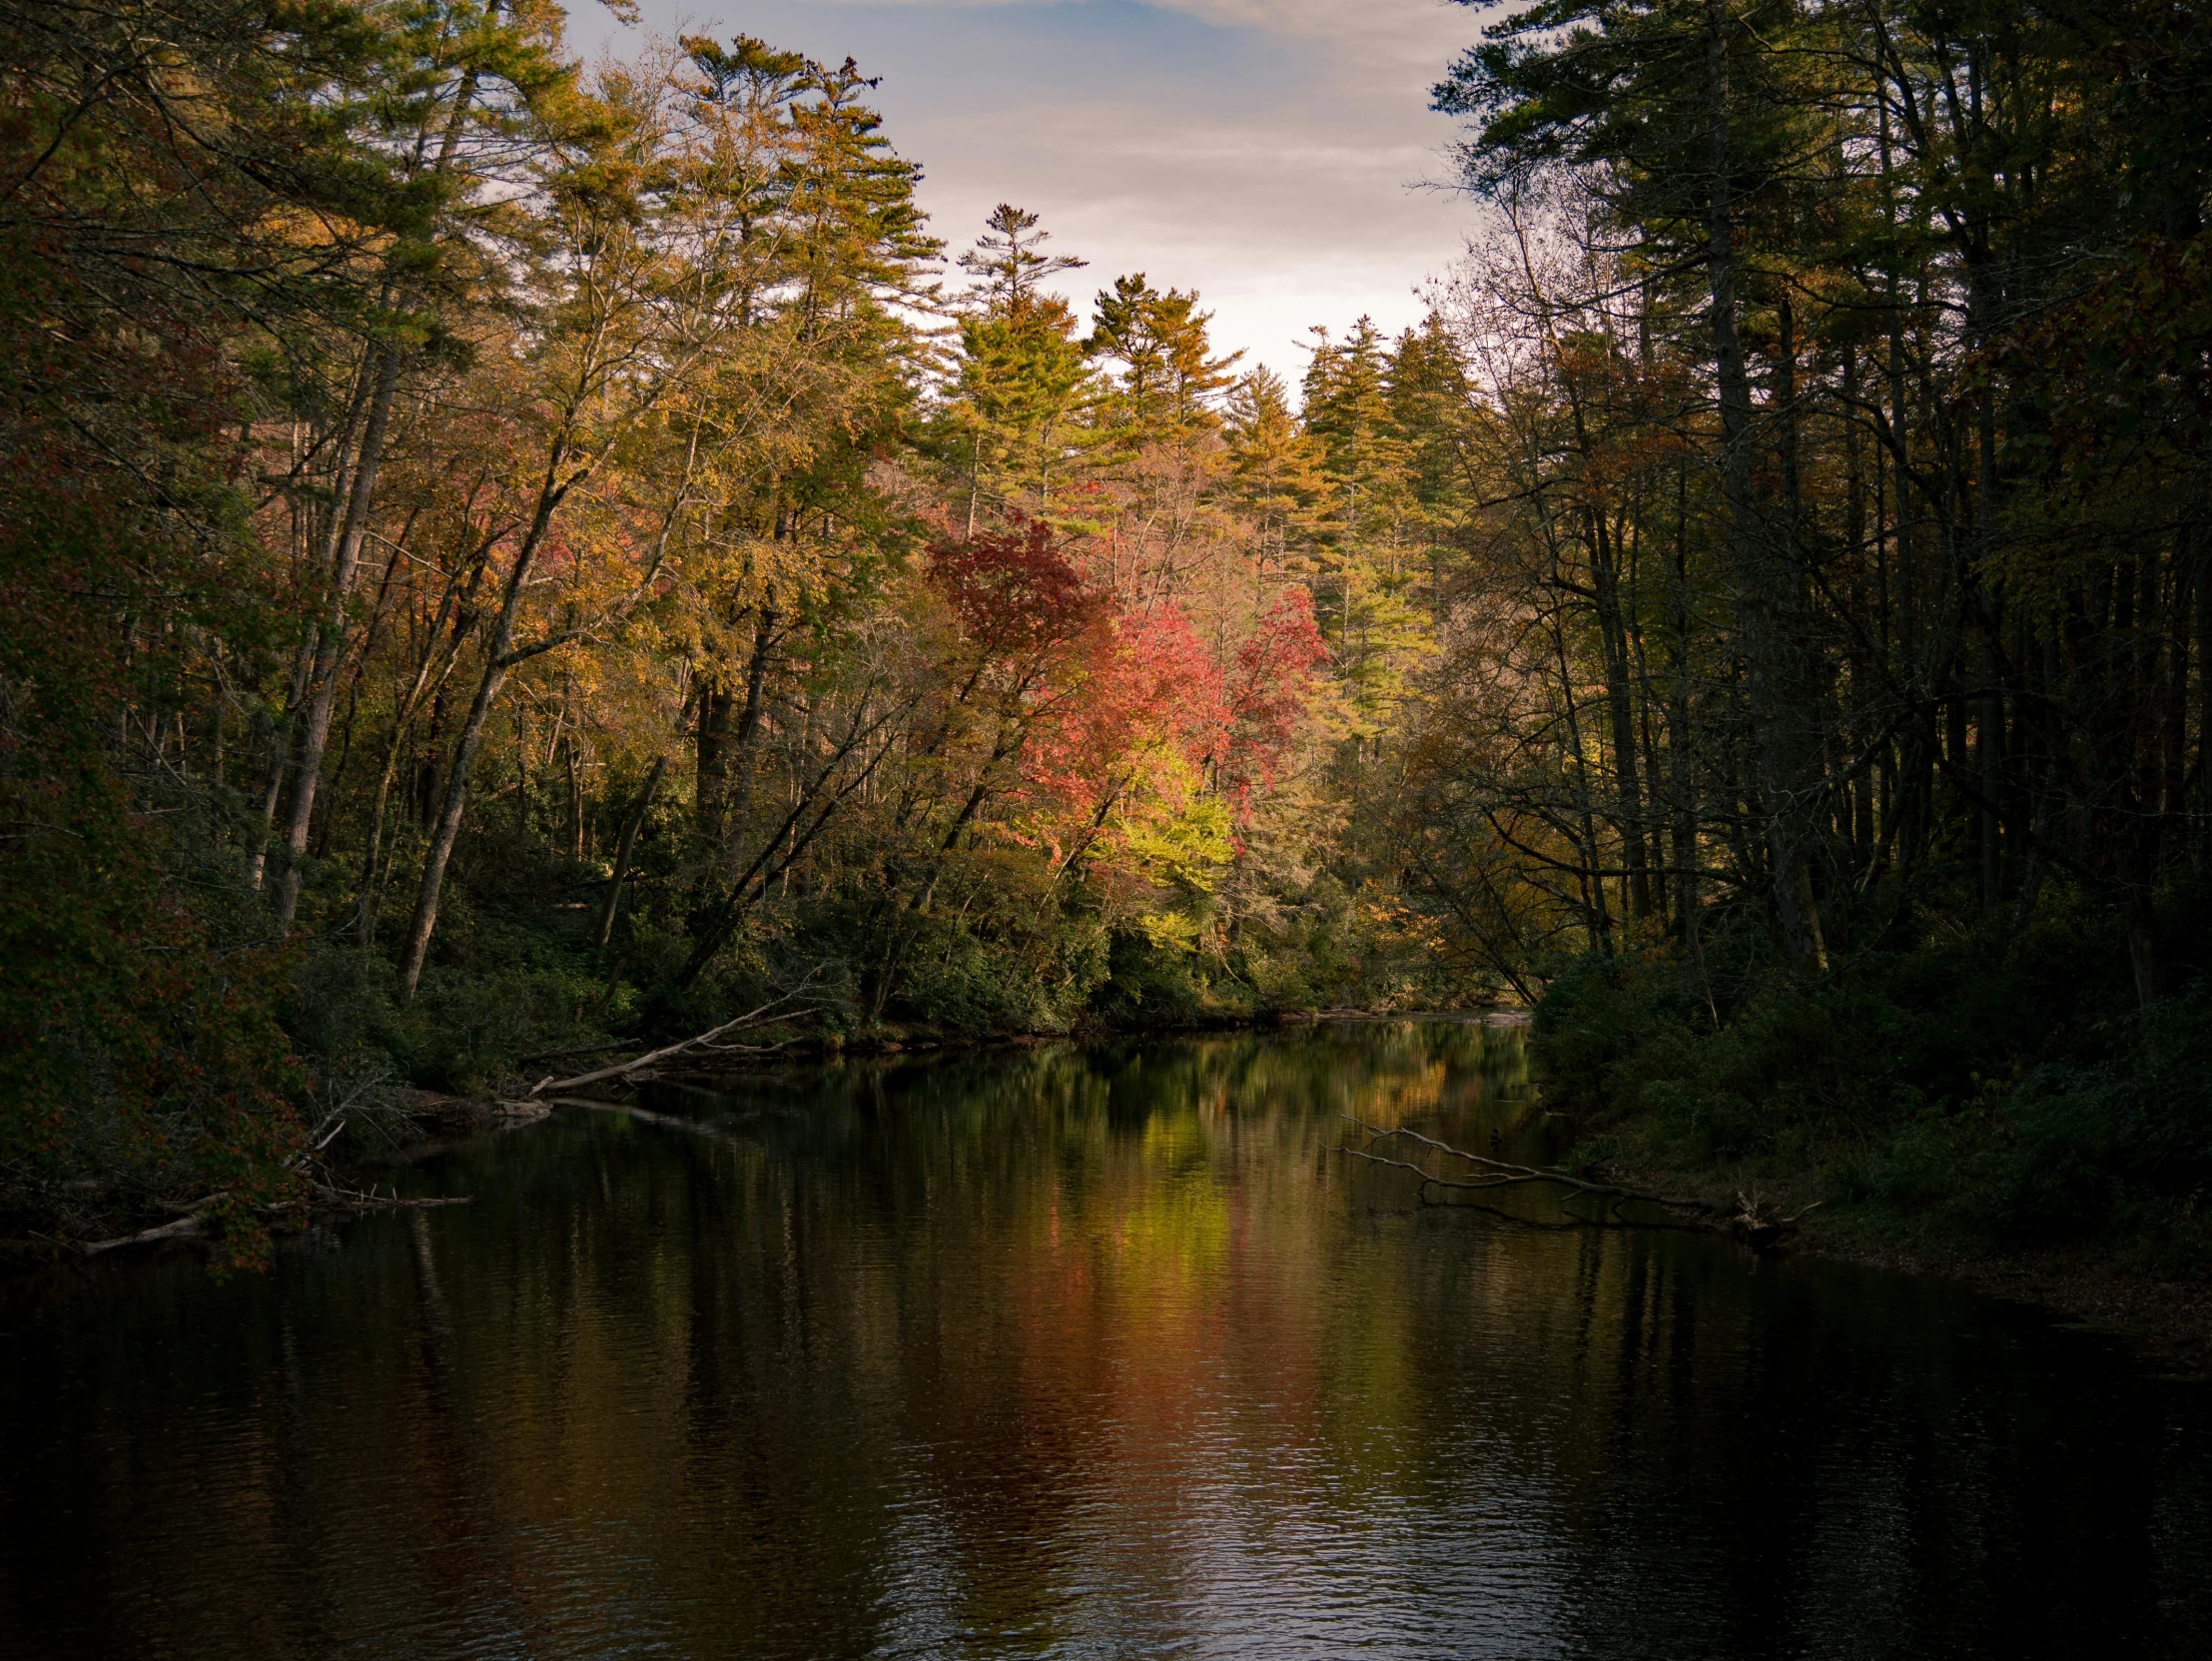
[2,0,2209,1265]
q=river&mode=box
[3,1021,2209,1658]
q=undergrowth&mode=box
[1532,876,2212,1278]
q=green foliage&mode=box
[0,760,304,1232]
[1092,932,1209,1028]
[1968,987,2212,1247]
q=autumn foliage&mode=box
[0,1,1443,1250]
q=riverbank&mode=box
[5,1004,1429,1262]
[1522,927,2212,1371]
[32,997,2210,1384]
[1565,1134,2212,1375]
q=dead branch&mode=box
[1334,1118,1823,1250]
[1340,1117,1718,1210]
[306,1184,473,1212]
[82,1214,208,1254]
[524,980,822,1098]
[1727,1190,1825,1249]
[78,1183,471,1254]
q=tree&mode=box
[1441,0,1836,975]
[931,208,1100,534]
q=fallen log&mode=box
[525,984,820,1098]
[82,1214,209,1254]
[78,1185,471,1255]
[1334,1118,1822,1248]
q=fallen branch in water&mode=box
[77,1175,475,1254]
[1333,1118,1824,1247]
[1336,1117,1718,1219]
[82,1213,211,1254]
[303,1184,473,1213]
[1728,1190,1825,1249]
[552,1096,748,1143]
[524,981,822,1098]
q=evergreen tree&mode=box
[933,207,1101,531]
[1301,319,1430,730]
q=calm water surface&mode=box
[3,1022,2210,1659]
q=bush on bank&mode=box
[1531,877,2212,1273]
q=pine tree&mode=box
[1300,319,1428,728]
[932,207,1101,532]
[1224,369,1327,584]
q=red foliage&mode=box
[1025,602,1231,824]
[921,519,1325,871]
[1224,585,1329,801]
[925,519,1106,661]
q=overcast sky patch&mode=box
[564,0,1484,384]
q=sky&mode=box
[561,0,1490,387]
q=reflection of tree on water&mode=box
[1,1026,2204,1657]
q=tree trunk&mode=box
[1667,466,1702,947]
[277,347,402,924]
[595,756,666,951]
[564,737,582,861]
[247,637,315,892]
[398,638,511,999]
[2126,890,2160,1009]
[1590,507,1652,920]
[1705,0,1826,976]
[399,449,573,999]
[695,601,776,843]
[695,677,734,832]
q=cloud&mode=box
[1145,0,1477,67]
[779,0,1477,79]
[565,0,1486,378]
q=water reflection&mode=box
[1,1021,2207,1658]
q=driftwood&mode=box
[524,984,820,1098]
[1333,1117,1820,1247]
[82,1214,211,1254]
[78,1184,471,1255]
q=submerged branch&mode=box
[1333,1117,1817,1247]
[551,1096,747,1142]
[1340,1116,1716,1211]
[78,1184,471,1254]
